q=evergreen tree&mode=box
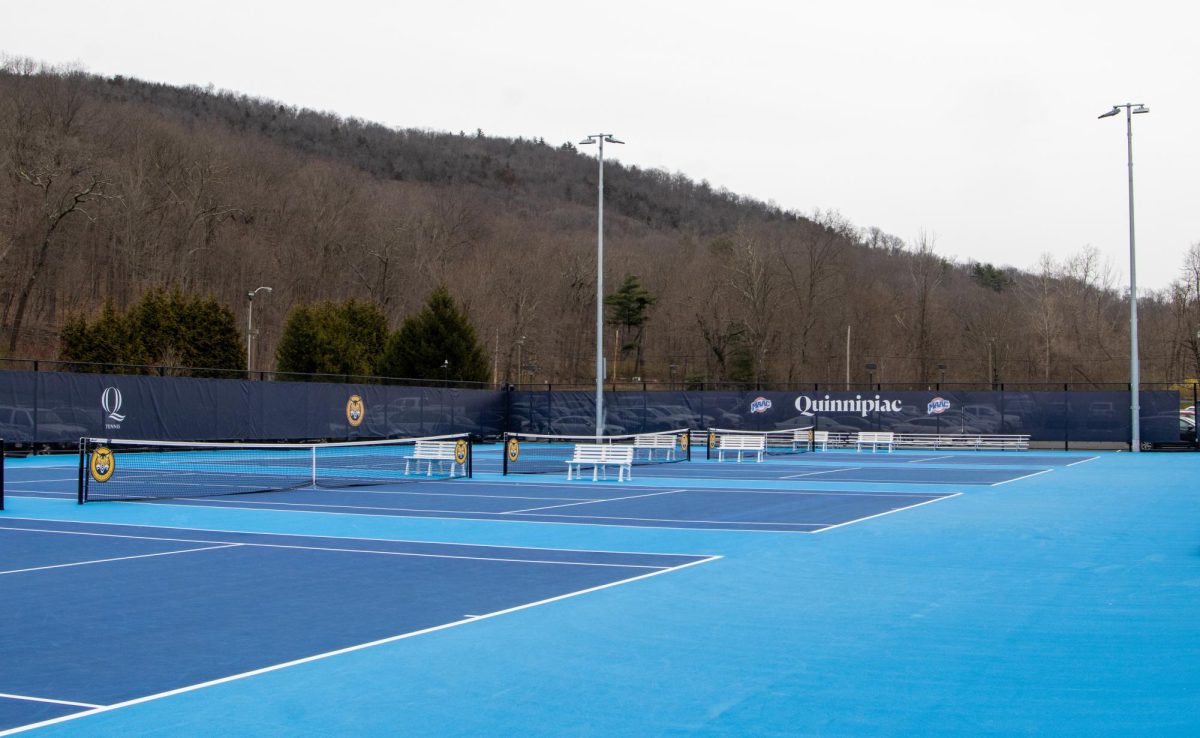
[58,301,143,372]
[604,274,657,379]
[378,285,489,383]
[59,290,242,376]
[275,299,388,380]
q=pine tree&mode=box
[58,290,242,376]
[275,299,388,380]
[378,285,489,383]
[604,274,657,379]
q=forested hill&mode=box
[90,72,795,235]
[1,59,1195,386]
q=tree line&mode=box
[3,59,1199,389]
[60,285,491,383]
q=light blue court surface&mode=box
[1,449,1199,736]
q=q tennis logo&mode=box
[927,397,951,415]
[455,439,468,465]
[90,447,115,483]
[506,438,520,462]
[750,397,772,414]
[101,386,125,430]
[346,395,365,427]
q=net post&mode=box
[466,434,473,478]
[684,429,692,461]
[502,433,510,475]
[1,437,5,511]
[77,437,87,504]
[310,446,317,487]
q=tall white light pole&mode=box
[246,286,273,373]
[1099,103,1149,452]
[579,133,623,439]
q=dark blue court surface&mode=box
[0,518,712,731]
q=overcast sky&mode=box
[5,1,1197,291]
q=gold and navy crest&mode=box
[454,439,469,465]
[680,433,689,451]
[346,395,365,427]
[707,431,717,449]
[506,438,520,462]
[90,446,115,483]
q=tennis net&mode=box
[78,433,473,503]
[704,427,814,459]
[502,428,692,475]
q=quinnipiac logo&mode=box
[506,438,520,462]
[455,439,469,465]
[102,386,125,430]
[346,395,365,427]
[89,446,115,483]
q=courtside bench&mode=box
[633,434,678,461]
[716,434,766,463]
[566,444,635,482]
[404,440,466,477]
[855,431,895,453]
[894,433,1030,450]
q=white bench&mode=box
[633,434,678,461]
[404,440,465,477]
[811,430,830,452]
[894,433,1030,451]
[855,431,895,453]
[716,434,766,463]
[565,444,635,482]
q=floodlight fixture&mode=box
[1098,102,1150,451]
[580,132,624,439]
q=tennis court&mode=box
[1,441,1198,736]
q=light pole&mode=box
[579,133,623,440]
[1099,103,1149,451]
[246,286,272,373]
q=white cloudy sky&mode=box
[5,0,1197,290]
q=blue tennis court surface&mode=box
[0,518,712,731]
[3,447,1198,736]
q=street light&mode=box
[579,133,623,440]
[1099,103,1149,451]
[246,286,272,373]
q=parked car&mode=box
[1140,414,1197,450]
[0,406,90,446]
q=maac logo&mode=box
[346,395,365,427]
[90,446,115,483]
[927,397,951,415]
[750,397,773,414]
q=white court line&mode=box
[0,693,103,709]
[3,478,79,484]
[778,467,860,479]
[1065,456,1100,467]
[0,543,241,576]
[0,556,720,737]
[0,516,710,559]
[496,511,825,528]
[0,525,669,570]
[505,489,688,514]
[812,492,963,533]
[990,468,1054,486]
[907,455,954,464]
